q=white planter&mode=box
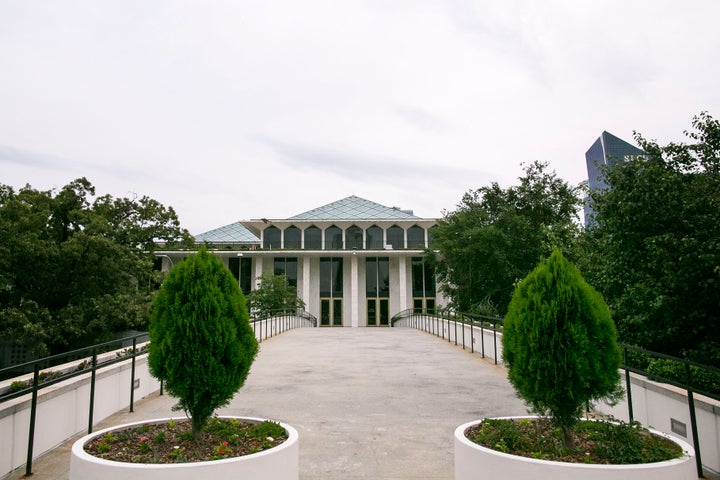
[455,417,696,480]
[70,416,298,480]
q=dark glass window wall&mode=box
[366,225,383,249]
[228,257,253,295]
[284,226,302,249]
[263,226,281,249]
[325,225,343,249]
[304,226,322,249]
[407,225,425,248]
[274,257,298,287]
[387,225,405,249]
[346,225,363,250]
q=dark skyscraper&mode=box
[584,131,645,226]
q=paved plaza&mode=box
[8,328,528,480]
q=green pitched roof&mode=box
[289,196,419,221]
[194,222,259,244]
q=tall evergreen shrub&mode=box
[502,249,621,445]
[148,248,258,439]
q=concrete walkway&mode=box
[7,328,528,480]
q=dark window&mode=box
[263,226,280,249]
[240,257,252,295]
[304,225,322,250]
[407,225,425,248]
[274,257,298,287]
[320,257,343,297]
[284,226,301,249]
[366,225,383,249]
[387,225,404,249]
[366,258,377,296]
[229,257,240,280]
[366,257,389,297]
[346,225,363,250]
[229,257,253,295]
[325,225,343,249]
[412,257,436,297]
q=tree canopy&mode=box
[246,272,305,318]
[428,161,582,315]
[586,112,720,365]
[0,178,193,356]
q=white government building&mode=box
[157,196,446,327]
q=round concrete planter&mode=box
[70,416,298,480]
[455,417,696,480]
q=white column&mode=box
[253,257,264,290]
[302,256,311,310]
[398,256,408,312]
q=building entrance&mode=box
[367,298,389,326]
[320,298,343,327]
[320,257,343,327]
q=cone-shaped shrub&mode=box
[502,249,621,444]
[148,247,258,439]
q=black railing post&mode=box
[129,337,137,413]
[480,322,485,358]
[685,362,704,478]
[88,349,97,434]
[25,363,40,476]
[492,325,498,365]
[623,348,634,423]
[470,317,475,353]
[461,315,466,350]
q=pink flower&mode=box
[140,436,149,442]
[218,449,226,454]
[222,441,229,446]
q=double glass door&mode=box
[367,298,389,326]
[320,298,343,327]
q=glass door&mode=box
[321,298,343,327]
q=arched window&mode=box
[366,225,383,249]
[284,226,301,249]
[304,225,322,250]
[407,225,425,249]
[386,225,405,249]
[263,226,280,249]
[325,225,343,249]
[346,225,363,250]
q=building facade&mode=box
[157,196,446,327]
[584,131,645,226]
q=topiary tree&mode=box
[148,247,258,439]
[502,249,621,447]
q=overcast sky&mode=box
[2,1,719,234]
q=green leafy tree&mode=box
[0,178,193,356]
[148,248,258,439]
[503,250,621,447]
[428,161,582,315]
[246,272,305,318]
[586,112,720,365]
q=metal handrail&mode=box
[0,333,149,476]
[0,309,316,476]
[393,307,719,478]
